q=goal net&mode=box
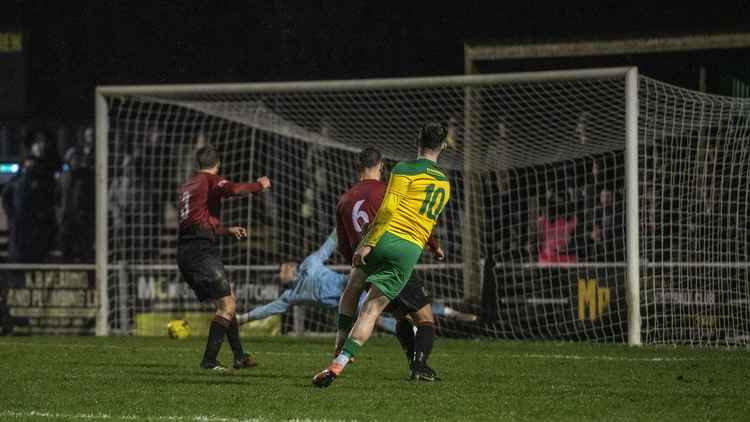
[638,77,750,345]
[96,68,750,346]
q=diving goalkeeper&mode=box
[235,231,475,331]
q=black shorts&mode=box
[385,275,432,317]
[177,238,231,302]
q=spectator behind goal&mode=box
[1,154,59,263]
[59,131,95,262]
[536,198,577,264]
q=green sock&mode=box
[337,313,354,332]
[342,337,361,358]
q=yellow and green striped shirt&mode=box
[362,158,450,249]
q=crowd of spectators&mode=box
[484,152,627,264]
[485,127,750,266]
[0,125,95,263]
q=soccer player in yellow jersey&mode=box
[314,122,451,388]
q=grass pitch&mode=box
[0,335,748,421]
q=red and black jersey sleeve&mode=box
[335,180,386,263]
[215,178,264,197]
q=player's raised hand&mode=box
[352,245,372,267]
[228,226,247,240]
[257,176,271,190]
[433,247,445,261]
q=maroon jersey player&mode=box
[176,144,270,371]
[335,177,386,264]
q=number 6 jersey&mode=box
[335,179,386,263]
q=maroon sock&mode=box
[202,315,231,365]
[226,316,245,358]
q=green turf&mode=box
[0,335,748,421]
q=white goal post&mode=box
[95,67,750,347]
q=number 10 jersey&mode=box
[362,158,451,250]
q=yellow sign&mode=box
[0,32,22,53]
[578,278,610,320]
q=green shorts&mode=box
[360,231,423,300]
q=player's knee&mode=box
[356,304,377,324]
[416,319,435,328]
[361,297,389,319]
[359,305,377,320]
[412,306,435,325]
[216,295,236,318]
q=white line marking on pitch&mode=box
[0,410,354,422]
[514,353,692,362]
[1,341,745,362]
[0,410,264,421]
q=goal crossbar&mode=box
[96,67,633,96]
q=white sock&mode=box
[334,353,350,367]
[331,353,350,374]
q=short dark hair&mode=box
[417,122,448,151]
[357,147,382,172]
[195,145,220,169]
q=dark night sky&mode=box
[2,0,750,120]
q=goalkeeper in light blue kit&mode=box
[236,232,348,325]
[236,231,476,333]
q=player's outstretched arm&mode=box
[217,176,271,197]
[310,231,338,263]
[237,290,293,325]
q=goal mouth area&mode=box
[96,67,750,346]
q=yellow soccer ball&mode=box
[167,319,190,339]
